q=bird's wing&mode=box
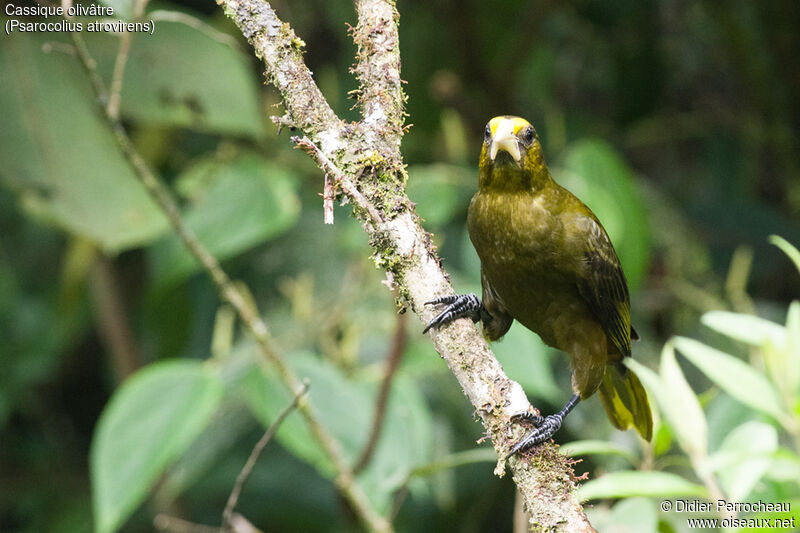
[576,218,633,357]
[481,268,513,341]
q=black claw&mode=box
[423,293,483,334]
[510,410,544,426]
[425,295,461,306]
[508,414,564,457]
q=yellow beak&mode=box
[489,119,521,162]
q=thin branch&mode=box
[107,31,133,120]
[106,0,148,119]
[68,29,393,533]
[150,10,243,50]
[155,513,265,533]
[354,311,407,474]
[291,135,383,226]
[41,40,78,56]
[322,173,334,224]
[223,380,309,528]
[155,513,266,533]
[154,514,222,533]
[725,244,755,315]
[69,32,109,101]
[228,514,265,533]
[89,254,141,380]
[216,0,342,143]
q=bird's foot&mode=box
[507,394,581,457]
[423,293,483,334]
[508,414,564,457]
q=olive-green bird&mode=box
[424,116,652,454]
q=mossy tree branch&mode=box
[352,0,405,158]
[217,0,594,531]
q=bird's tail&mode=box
[598,363,653,441]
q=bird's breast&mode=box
[468,190,563,274]
[467,190,587,348]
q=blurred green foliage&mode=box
[619,253,800,531]
[91,360,223,533]
[1,1,799,532]
[0,32,169,250]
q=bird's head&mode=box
[479,116,549,191]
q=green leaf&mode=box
[150,152,300,288]
[211,306,236,360]
[492,323,561,404]
[708,421,777,501]
[769,235,800,274]
[560,440,637,464]
[652,422,674,457]
[660,341,708,458]
[360,376,434,498]
[0,33,168,251]
[409,448,498,478]
[701,311,786,348]
[154,401,252,505]
[241,354,340,477]
[578,471,708,501]
[781,301,800,396]
[241,350,433,512]
[90,360,223,533]
[407,164,472,226]
[674,336,787,421]
[706,394,756,454]
[765,448,800,483]
[601,498,659,533]
[559,140,651,290]
[788,301,800,348]
[86,21,263,137]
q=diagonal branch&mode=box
[107,0,150,120]
[291,135,383,226]
[89,253,141,380]
[217,1,595,531]
[217,0,344,150]
[223,380,310,528]
[354,311,408,474]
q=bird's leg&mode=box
[422,294,486,334]
[508,394,581,457]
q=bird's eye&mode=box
[521,126,535,145]
[484,124,492,141]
